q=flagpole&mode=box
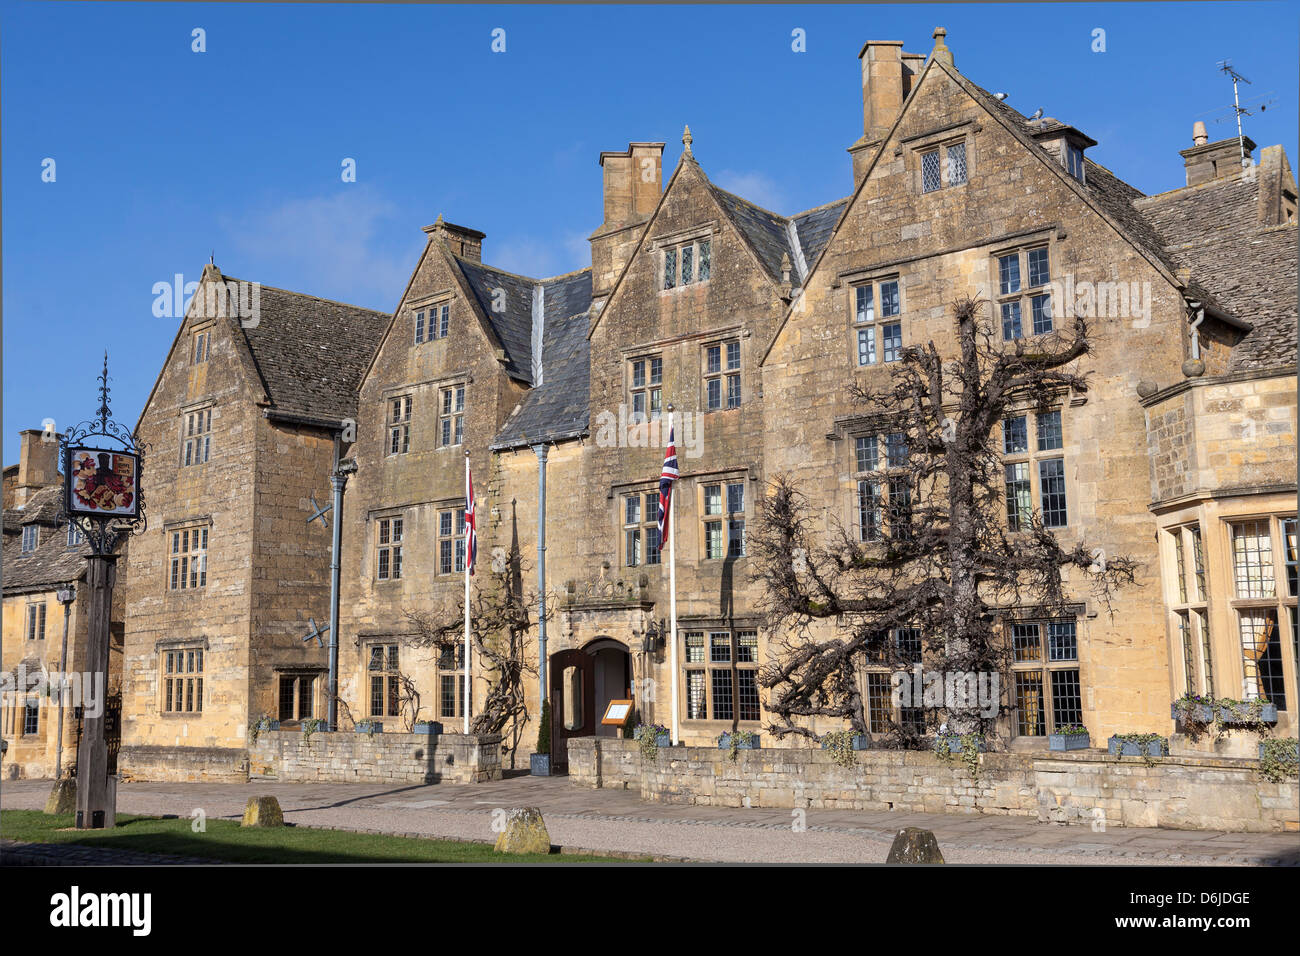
[667,405,679,746]
[464,451,471,735]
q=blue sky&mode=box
[2,2,1296,465]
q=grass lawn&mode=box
[1,810,641,864]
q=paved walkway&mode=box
[4,775,1297,865]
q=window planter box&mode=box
[1171,702,1215,723]
[821,734,871,751]
[1219,702,1278,724]
[354,721,383,735]
[412,721,443,735]
[718,733,760,750]
[254,718,280,733]
[653,733,671,748]
[529,753,551,777]
[1108,736,1166,758]
[1048,732,1090,751]
[935,734,986,754]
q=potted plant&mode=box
[1048,724,1091,751]
[1217,697,1278,726]
[1171,692,1215,724]
[412,720,443,735]
[633,722,671,761]
[354,719,383,735]
[531,698,552,776]
[934,732,986,754]
[820,729,870,767]
[1108,733,1167,758]
[248,714,279,743]
[719,730,760,760]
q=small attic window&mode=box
[1065,144,1085,182]
[21,525,38,553]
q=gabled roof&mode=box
[233,278,391,425]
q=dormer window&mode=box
[1065,144,1085,182]
[21,525,38,553]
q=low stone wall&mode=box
[118,745,250,783]
[567,738,1299,833]
[248,730,502,785]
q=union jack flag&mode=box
[465,466,478,575]
[658,427,678,547]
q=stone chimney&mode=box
[599,142,664,229]
[14,428,60,506]
[424,216,485,262]
[590,142,665,299]
[1180,126,1256,187]
[847,40,925,187]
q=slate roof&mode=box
[493,308,592,449]
[705,184,849,286]
[454,259,540,383]
[231,276,391,425]
[490,269,594,448]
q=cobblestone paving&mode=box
[4,776,1297,865]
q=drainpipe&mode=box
[328,440,357,732]
[533,443,548,707]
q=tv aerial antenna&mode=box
[1198,61,1277,166]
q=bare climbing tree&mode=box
[750,297,1139,746]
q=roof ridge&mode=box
[1135,171,1253,205]
[452,254,541,286]
[541,266,594,283]
[219,275,391,317]
[708,183,791,223]
[792,196,851,220]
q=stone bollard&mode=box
[241,795,285,828]
[44,777,77,814]
[885,826,945,864]
[493,807,552,855]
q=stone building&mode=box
[2,431,126,779]
[113,28,1296,780]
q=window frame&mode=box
[851,276,902,367]
[701,479,746,560]
[168,526,209,591]
[681,628,761,723]
[661,236,713,292]
[388,395,412,456]
[702,339,742,411]
[628,355,664,423]
[439,385,466,448]
[376,515,404,581]
[182,407,213,466]
[994,243,1054,341]
[1000,408,1068,530]
[367,643,402,718]
[161,646,205,715]
[1008,617,1083,738]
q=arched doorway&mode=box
[549,638,631,773]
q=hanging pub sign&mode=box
[65,447,140,519]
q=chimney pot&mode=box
[1192,121,1208,146]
